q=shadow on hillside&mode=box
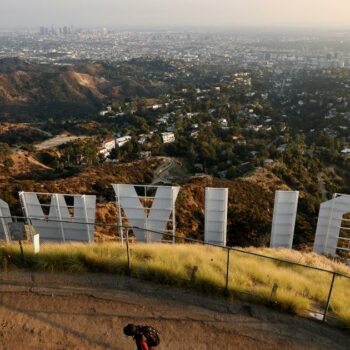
[14,167,83,181]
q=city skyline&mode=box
[1,0,350,28]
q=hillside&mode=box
[0,60,108,115]
[9,151,52,177]
[0,122,50,144]
[0,58,172,117]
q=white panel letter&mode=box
[205,188,228,246]
[270,191,299,249]
[0,199,12,242]
[20,192,96,243]
[314,195,350,256]
[113,184,180,243]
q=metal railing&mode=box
[0,214,349,326]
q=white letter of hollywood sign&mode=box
[270,191,299,249]
[113,184,180,242]
[205,187,228,247]
[0,199,12,242]
[313,194,350,256]
[19,192,96,243]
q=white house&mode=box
[99,106,112,117]
[190,130,199,138]
[161,132,176,144]
[264,159,274,166]
[99,138,116,157]
[137,134,148,145]
[219,118,228,127]
[116,136,132,147]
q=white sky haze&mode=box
[0,0,350,28]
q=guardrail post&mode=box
[323,272,336,322]
[225,248,231,294]
[18,239,25,263]
[125,228,131,276]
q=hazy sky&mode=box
[1,0,350,28]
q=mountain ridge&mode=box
[0,58,168,117]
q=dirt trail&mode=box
[0,271,348,350]
[35,134,89,150]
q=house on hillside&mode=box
[341,148,350,156]
[161,132,175,144]
[137,134,148,145]
[277,144,287,153]
[116,136,132,147]
[139,151,152,159]
[99,137,116,157]
[264,159,274,166]
[219,118,228,127]
[190,130,199,139]
[99,106,112,117]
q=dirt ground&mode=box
[0,271,348,350]
[35,134,89,150]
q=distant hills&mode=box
[0,58,171,117]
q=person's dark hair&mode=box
[124,324,137,336]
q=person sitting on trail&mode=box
[123,323,160,350]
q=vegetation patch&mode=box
[1,243,349,328]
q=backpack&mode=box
[141,326,160,347]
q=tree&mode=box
[0,143,13,172]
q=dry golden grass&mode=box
[1,243,349,328]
